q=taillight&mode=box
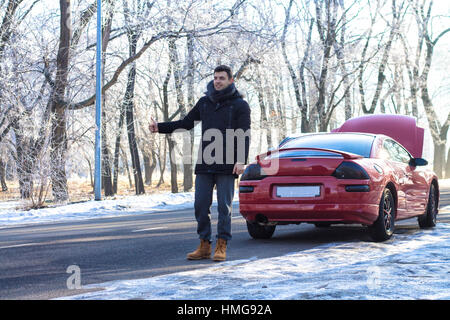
[332,162,369,179]
[240,163,267,181]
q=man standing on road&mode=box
[149,65,251,261]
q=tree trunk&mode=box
[445,147,450,179]
[276,73,288,140]
[85,156,93,187]
[120,146,133,188]
[333,0,352,120]
[156,138,166,188]
[101,104,113,196]
[167,137,178,193]
[124,30,145,195]
[0,158,7,191]
[100,2,115,196]
[16,152,33,198]
[49,0,71,202]
[112,98,125,194]
[12,126,33,198]
[161,61,178,193]
[413,0,450,178]
[143,153,156,185]
[184,34,196,192]
[169,38,192,192]
[421,81,447,178]
[433,142,445,179]
[255,73,271,149]
[281,0,310,133]
[314,0,337,132]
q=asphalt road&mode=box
[1,187,449,300]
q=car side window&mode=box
[382,139,411,164]
[380,142,392,161]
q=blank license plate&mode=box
[276,186,321,198]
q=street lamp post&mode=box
[94,0,102,201]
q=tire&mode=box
[418,183,438,228]
[246,221,276,239]
[368,188,396,242]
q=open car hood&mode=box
[332,114,424,158]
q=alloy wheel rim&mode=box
[383,194,393,233]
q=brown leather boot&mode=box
[213,238,227,261]
[187,239,211,260]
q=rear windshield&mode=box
[280,133,375,158]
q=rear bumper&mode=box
[240,203,379,225]
[239,176,382,225]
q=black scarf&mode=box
[206,80,241,103]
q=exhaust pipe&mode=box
[256,214,268,224]
[255,214,277,226]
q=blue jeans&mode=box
[194,173,235,241]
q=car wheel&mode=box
[246,221,276,239]
[418,183,438,228]
[368,188,395,242]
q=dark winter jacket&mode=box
[158,81,251,175]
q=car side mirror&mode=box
[410,158,428,167]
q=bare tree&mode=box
[161,60,178,193]
[281,0,314,133]
[48,0,72,201]
[408,0,450,178]
[100,0,115,196]
[168,37,193,191]
[120,0,150,195]
[0,0,41,195]
[358,0,406,114]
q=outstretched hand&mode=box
[149,117,158,133]
[232,163,245,175]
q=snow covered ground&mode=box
[1,180,450,300]
[60,223,450,300]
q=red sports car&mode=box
[239,115,439,242]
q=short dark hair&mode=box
[214,65,233,79]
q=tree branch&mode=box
[432,27,450,46]
[68,31,176,110]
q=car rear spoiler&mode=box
[256,147,363,163]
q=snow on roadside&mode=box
[60,223,450,300]
[0,192,195,226]
[0,190,241,227]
